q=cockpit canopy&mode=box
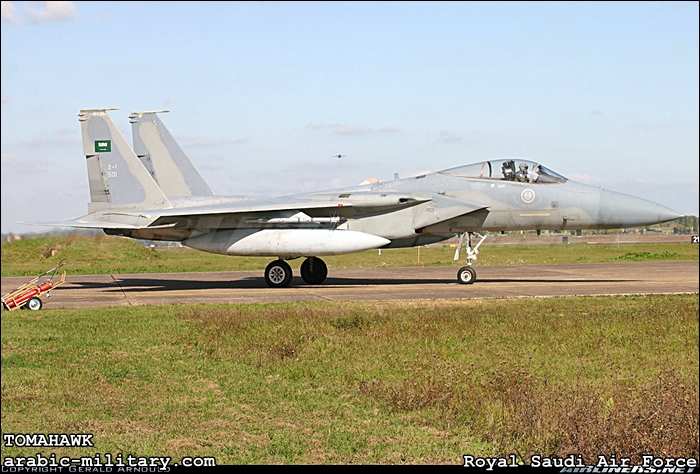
[439,159,567,184]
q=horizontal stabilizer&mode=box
[18,220,143,230]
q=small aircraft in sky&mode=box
[332,154,346,159]
[32,108,683,287]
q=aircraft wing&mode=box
[144,192,432,228]
[22,191,433,231]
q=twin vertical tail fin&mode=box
[129,110,214,197]
[79,108,171,212]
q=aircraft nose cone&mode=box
[598,189,684,228]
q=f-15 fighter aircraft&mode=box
[33,108,683,288]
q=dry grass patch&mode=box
[2,295,697,464]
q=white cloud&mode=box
[438,130,463,142]
[18,137,78,148]
[1,1,22,24]
[2,1,78,24]
[305,122,369,135]
[332,124,365,135]
[181,137,218,148]
[26,1,76,23]
[198,161,225,171]
[1,152,49,171]
[176,135,248,148]
[567,173,605,185]
[306,122,400,135]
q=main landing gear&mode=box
[264,257,328,288]
[300,257,328,284]
[264,260,293,288]
[453,232,489,285]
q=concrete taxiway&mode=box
[2,261,697,309]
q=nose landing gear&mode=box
[453,232,489,285]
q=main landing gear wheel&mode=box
[457,266,476,285]
[265,260,293,288]
[26,297,43,311]
[300,257,328,284]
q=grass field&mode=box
[1,236,698,465]
[1,296,698,465]
[1,234,697,276]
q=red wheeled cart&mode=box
[2,260,67,311]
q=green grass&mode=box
[1,235,697,276]
[1,296,697,465]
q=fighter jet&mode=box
[33,108,683,288]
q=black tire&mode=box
[26,297,43,311]
[457,266,477,285]
[300,257,328,285]
[264,260,293,288]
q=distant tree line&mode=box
[671,215,698,234]
[1,228,102,245]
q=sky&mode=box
[1,1,698,235]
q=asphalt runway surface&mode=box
[2,261,697,309]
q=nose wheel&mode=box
[457,266,476,285]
